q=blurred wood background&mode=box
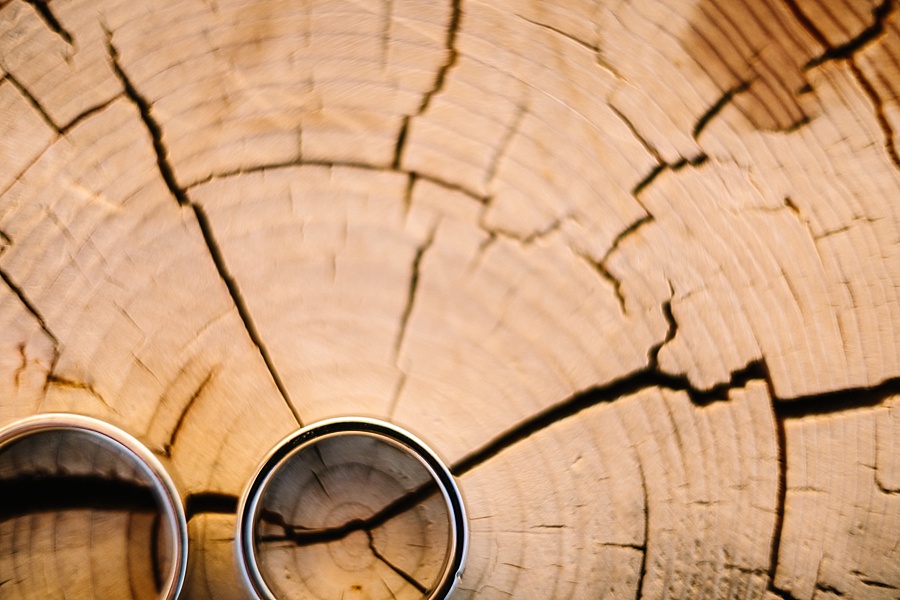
[1,0,899,597]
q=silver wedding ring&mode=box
[0,413,188,600]
[236,418,468,600]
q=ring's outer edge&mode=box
[0,413,189,600]
[235,417,468,600]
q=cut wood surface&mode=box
[1,0,899,598]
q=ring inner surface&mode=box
[252,432,453,599]
[0,427,177,600]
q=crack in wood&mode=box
[633,154,709,198]
[366,530,428,594]
[163,370,216,456]
[2,72,62,133]
[693,80,753,140]
[393,229,436,361]
[780,0,900,171]
[21,0,74,46]
[0,266,60,356]
[105,32,303,426]
[416,0,461,115]
[805,0,895,68]
[187,159,489,205]
[45,373,113,409]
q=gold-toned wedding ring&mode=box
[236,417,467,600]
[0,413,188,600]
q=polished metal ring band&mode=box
[0,413,189,600]
[236,417,468,600]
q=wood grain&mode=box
[1,0,899,597]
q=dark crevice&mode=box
[257,477,439,547]
[164,370,215,455]
[772,373,900,417]
[633,461,648,600]
[58,95,120,134]
[21,0,74,46]
[781,0,830,47]
[45,374,111,408]
[184,492,238,521]
[3,73,61,133]
[584,214,654,316]
[768,363,789,599]
[392,116,409,169]
[106,32,302,425]
[805,0,894,68]
[0,475,157,521]
[0,267,59,349]
[815,582,846,596]
[394,229,436,360]
[633,154,709,197]
[366,530,428,594]
[632,164,667,197]
[416,0,461,115]
[191,204,302,425]
[105,34,189,206]
[693,80,753,139]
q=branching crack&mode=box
[394,229,436,360]
[584,214,654,315]
[781,0,899,170]
[105,32,302,425]
[21,0,74,46]
[805,0,894,68]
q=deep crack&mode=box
[105,32,302,425]
[693,79,753,140]
[3,73,61,133]
[0,475,156,520]
[21,0,74,46]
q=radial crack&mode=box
[393,229,436,360]
[3,73,61,133]
[0,267,59,350]
[21,0,74,46]
[366,530,428,594]
[105,32,302,425]
[416,0,461,115]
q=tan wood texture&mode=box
[1,0,899,598]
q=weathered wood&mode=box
[1,0,899,597]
